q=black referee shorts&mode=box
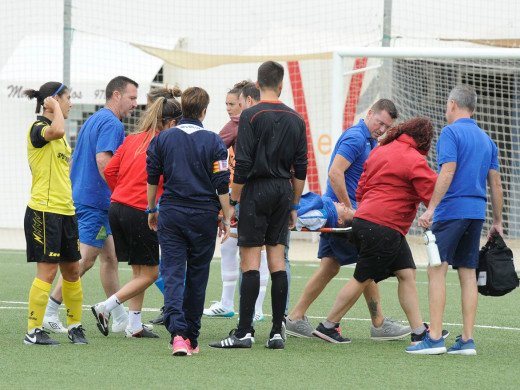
[108,202,159,266]
[24,206,81,263]
[238,178,292,247]
[352,218,415,283]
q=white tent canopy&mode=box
[1,31,166,105]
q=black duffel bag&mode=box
[477,232,519,296]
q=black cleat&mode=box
[265,333,285,349]
[24,328,60,346]
[209,329,254,349]
[149,307,164,325]
[68,325,88,345]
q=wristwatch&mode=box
[229,195,238,206]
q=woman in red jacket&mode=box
[91,94,182,338]
[313,118,439,348]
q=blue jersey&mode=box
[146,118,230,213]
[434,118,499,221]
[323,119,376,208]
[71,108,125,211]
[295,192,337,231]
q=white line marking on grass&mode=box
[6,300,517,332]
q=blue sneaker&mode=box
[447,335,477,355]
[406,333,446,355]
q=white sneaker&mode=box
[91,303,111,336]
[203,301,234,317]
[112,317,129,333]
[42,314,68,334]
[143,323,153,331]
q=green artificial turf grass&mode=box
[1,250,519,389]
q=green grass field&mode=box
[1,249,519,389]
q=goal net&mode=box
[333,48,520,237]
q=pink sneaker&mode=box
[186,339,199,355]
[172,336,188,356]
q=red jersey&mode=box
[355,133,437,236]
[104,131,164,211]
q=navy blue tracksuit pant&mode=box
[157,205,218,345]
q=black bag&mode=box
[476,232,519,296]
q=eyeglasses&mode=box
[373,117,392,130]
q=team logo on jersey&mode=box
[213,160,229,173]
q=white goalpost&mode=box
[331,47,520,237]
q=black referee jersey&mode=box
[234,100,308,184]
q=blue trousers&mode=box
[158,205,218,344]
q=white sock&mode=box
[112,303,128,323]
[129,310,142,330]
[45,297,61,317]
[255,250,268,315]
[104,294,121,313]
[220,236,239,310]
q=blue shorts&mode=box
[75,203,112,248]
[432,219,484,269]
[318,232,358,266]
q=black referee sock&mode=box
[236,270,259,338]
[270,270,288,338]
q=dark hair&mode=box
[257,61,284,90]
[148,85,182,103]
[228,80,249,97]
[23,82,68,114]
[380,117,433,154]
[181,87,210,119]
[371,98,399,120]
[105,76,138,102]
[448,84,477,112]
[241,82,260,102]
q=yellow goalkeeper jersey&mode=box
[27,116,75,215]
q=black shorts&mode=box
[351,218,415,283]
[238,178,292,247]
[24,207,81,263]
[108,202,159,266]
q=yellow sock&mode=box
[28,278,52,333]
[62,278,83,328]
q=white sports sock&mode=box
[104,294,121,313]
[220,236,239,310]
[129,310,142,330]
[44,296,61,317]
[112,303,128,323]
[255,250,269,314]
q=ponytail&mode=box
[23,81,67,114]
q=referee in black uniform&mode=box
[210,61,308,350]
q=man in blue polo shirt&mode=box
[408,85,503,355]
[42,76,139,334]
[287,99,412,342]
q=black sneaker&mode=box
[149,307,164,325]
[265,334,285,349]
[24,328,60,346]
[68,325,88,345]
[312,322,351,344]
[410,323,450,346]
[208,329,255,349]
